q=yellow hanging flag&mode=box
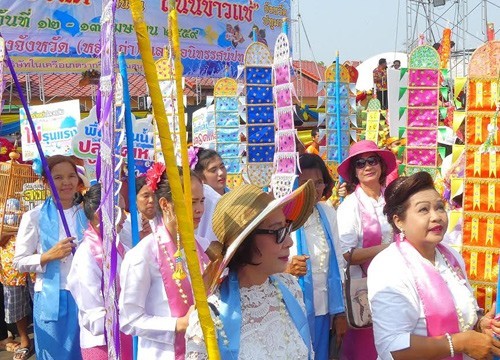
[471,217,479,242]
[475,81,483,107]
[454,77,467,100]
[486,218,495,245]
[488,183,496,210]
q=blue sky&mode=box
[293,0,499,63]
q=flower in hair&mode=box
[188,146,200,170]
[146,162,166,191]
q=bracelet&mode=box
[445,333,455,357]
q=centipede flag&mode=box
[1,36,72,240]
[97,0,121,358]
[335,51,342,172]
[128,1,220,359]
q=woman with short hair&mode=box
[369,171,500,359]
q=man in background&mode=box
[373,58,388,109]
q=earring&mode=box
[399,228,405,241]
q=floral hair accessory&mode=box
[146,162,166,191]
[188,146,200,170]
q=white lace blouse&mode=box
[185,273,311,359]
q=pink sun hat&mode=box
[337,140,397,182]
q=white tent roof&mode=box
[355,52,408,91]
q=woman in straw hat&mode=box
[287,153,345,359]
[119,164,210,360]
[185,180,316,359]
[336,140,397,360]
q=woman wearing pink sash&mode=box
[119,165,209,359]
[67,184,132,360]
[369,172,500,359]
[337,140,397,360]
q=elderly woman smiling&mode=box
[368,172,500,360]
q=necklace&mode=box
[158,234,189,305]
[439,250,477,332]
[304,210,329,271]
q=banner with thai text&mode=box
[1,0,291,76]
[20,99,81,160]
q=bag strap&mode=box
[345,247,367,277]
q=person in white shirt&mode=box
[119,165,209,360]
[14,155,88,360]
[287,153,346,359]
[369,171,500,359]
[336,140,397,360]
[191,147,228,196]
[185,180,317,359]
[67,184,132,360]
[119,176,162,250]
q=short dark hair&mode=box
[73,184,101,221]
[299,153,334,199]
[311,128,319,137]
[394,60,401,64]
[379,58,387,65]
[135,176,148,195]
[193,148,223,179]
[228,234,262,270]
[347,154,388,186]
[383,171,436,233]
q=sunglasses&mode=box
[253,221,293,244]
[355,156,380,169]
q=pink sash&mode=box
[85,227,126,270]
[355,186,383,273]
[156,223,208,359]
[397,240,463,360]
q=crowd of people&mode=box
[1,140,500,360]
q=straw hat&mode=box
[204,180,316,293]
[337,140,397,182]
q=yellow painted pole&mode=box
[129,2,220,359]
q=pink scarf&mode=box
[355,186,383,273]
[85,226,126,270]
[156,223,208,359]
[397,239,463,360]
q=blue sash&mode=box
[39,198,87,321]
[217,270,312,359]
[296,204,344,341]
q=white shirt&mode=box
[120,213,161,250]
[119,233,177,360]
[185,273,310,359]
[195,184,221,243]
[14,205,81,292]
[290,203,345,315]
[368,243,477,360]
[68,239,118,348]
[337,191,393,279]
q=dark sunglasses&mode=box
[253,221,293,244]
[355,156,380,169]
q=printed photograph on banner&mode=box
[3,0,291,77]
[192,106,216,149]
[20,99,81,161]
